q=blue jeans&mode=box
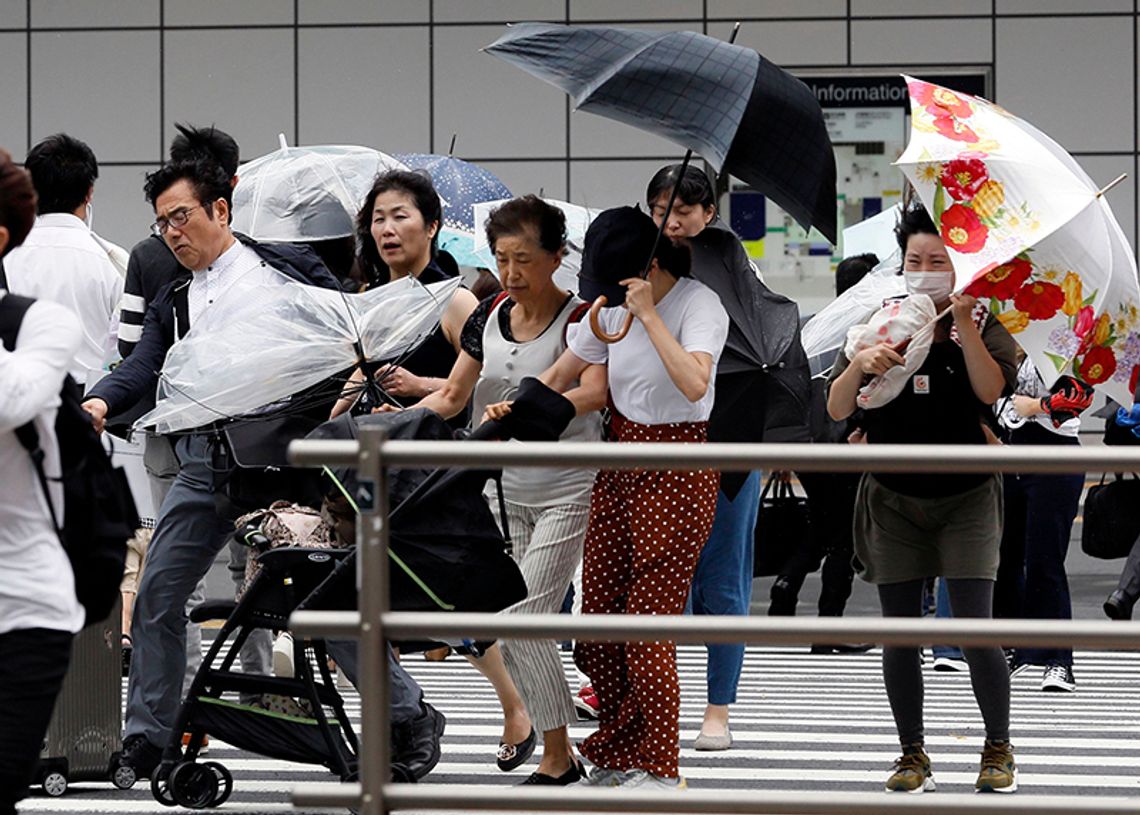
[995,468,1083,667]
[688,471,761,705]
[932,578,963,661]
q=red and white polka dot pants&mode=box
[574,415,719,779]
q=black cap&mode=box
[578,206,659,307]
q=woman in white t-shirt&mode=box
[530,206,730,790]
[412,195,605,785]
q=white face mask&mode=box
[904,271,954,302]
[84,202,94,229]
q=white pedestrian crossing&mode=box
[20,646,1140,813]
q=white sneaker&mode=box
[584,767,627,787]
[272,632,295,678]
[932,656,968,672]
[618,769,688,791]
[1041,664,1076,693]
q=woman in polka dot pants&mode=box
[575,415,719,783]
[553,206,730,789]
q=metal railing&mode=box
[287,433,1140,815]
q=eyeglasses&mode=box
[151,204,204,237]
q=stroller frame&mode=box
[152,545,360,809]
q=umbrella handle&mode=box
[589,296,633,343]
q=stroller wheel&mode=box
[169,762,219,810]
[111,762,137,790]
[150,764,177,807]
[41,770,68,797]
[201,761,233,807]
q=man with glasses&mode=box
[80,157,338,779]
[114,124,239,707]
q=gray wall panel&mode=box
[996,16,1134,153]
[164,28,295,160]
[31,30,160,163]
[298,26,430,152]
[0,32,27,158]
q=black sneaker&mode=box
[1041,664,1076,693]
[115,734,163,778]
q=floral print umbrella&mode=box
[896,76,1140,405]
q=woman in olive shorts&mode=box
[827,205,1019,795]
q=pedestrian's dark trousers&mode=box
[0,628,73,814]
[994,465,1083,667]
[1114,536,1140,601]
[771,471,859,616]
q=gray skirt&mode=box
[853,473,1003,585]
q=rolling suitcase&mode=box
[34,608,129,796]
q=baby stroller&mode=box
[152,535,358,808]
[151,397,557,807]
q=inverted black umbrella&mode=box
[484,23,837,242]
[302,409,525,617]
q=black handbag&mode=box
[1081,474,1140,560]
[753,471,811,577]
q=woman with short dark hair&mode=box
[411,194,606,785]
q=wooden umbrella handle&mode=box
[589,296,633,343]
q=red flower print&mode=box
[1074,305,1095,338]
[933,113,979,143]
[1130,363,1139,396]
[908,80,974,118]
[1012,280,1065,321]
[940,204,988,254]
[1078,345,1117,385]
[964,257,1032,300]
[940,158,989,201]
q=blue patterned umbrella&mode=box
[395,153,512,266]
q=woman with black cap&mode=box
[532,205,729,790]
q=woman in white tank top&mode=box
[411,196,605,785]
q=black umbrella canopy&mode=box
[689,221,802,373]
[304,409,526,614]
[485,23,837,242]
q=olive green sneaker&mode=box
[885,746,935,793]
[975,740,1017,793]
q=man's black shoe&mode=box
[1104,590,1135,620]
[392,703,446,781]
[810,643,874,655]
[114,734,164,779]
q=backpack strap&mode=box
[562,301,591,348]
[0,256,7,291]
[0,294,61,534]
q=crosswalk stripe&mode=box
[27,646,1140,813]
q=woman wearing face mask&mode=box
[827,205,1019,795]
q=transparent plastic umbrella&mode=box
[135,274,461,434]
[231,135,407,242]
[801,206,905,375]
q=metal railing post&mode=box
[285,437,1140,815]
[356,427,389,815]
